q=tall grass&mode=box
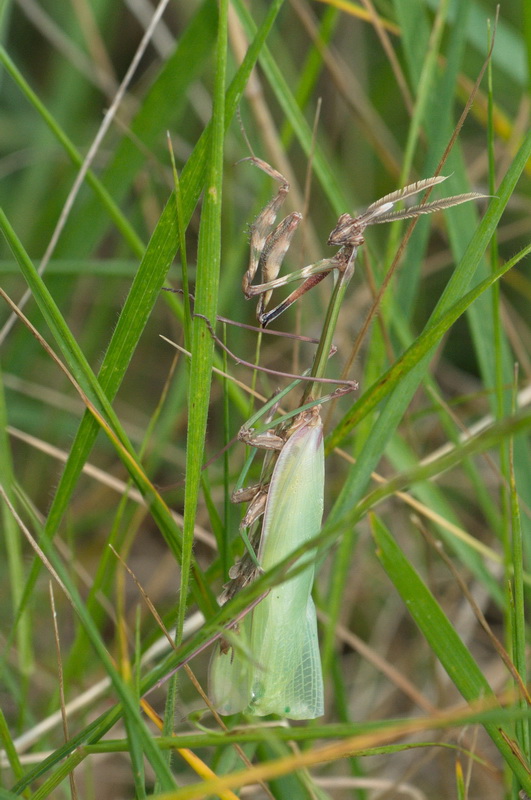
[0,1,530,798]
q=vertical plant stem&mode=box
[178,1,229,645]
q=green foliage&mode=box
[0,0,529,797]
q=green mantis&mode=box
[209,156,485,719]
[210,406,325,718]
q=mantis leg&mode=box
[241,157,291,296]
[241,156,341,326]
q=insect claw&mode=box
[332,382,358,398]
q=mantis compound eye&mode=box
[327,214,364,247]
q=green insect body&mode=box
[210,408,324,719]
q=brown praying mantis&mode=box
[242,156,483,328]
[208,156,485,719]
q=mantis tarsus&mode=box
[209,156,486,719]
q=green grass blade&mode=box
[0,212,212,609]
[178,0,228,647]
[0,46,144,256]
[54,0,219,258]
[0,369,34,683]
[371,513,531,791]
[327,239,531,456]
[1,495,177,791]
[510,424,530,760]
